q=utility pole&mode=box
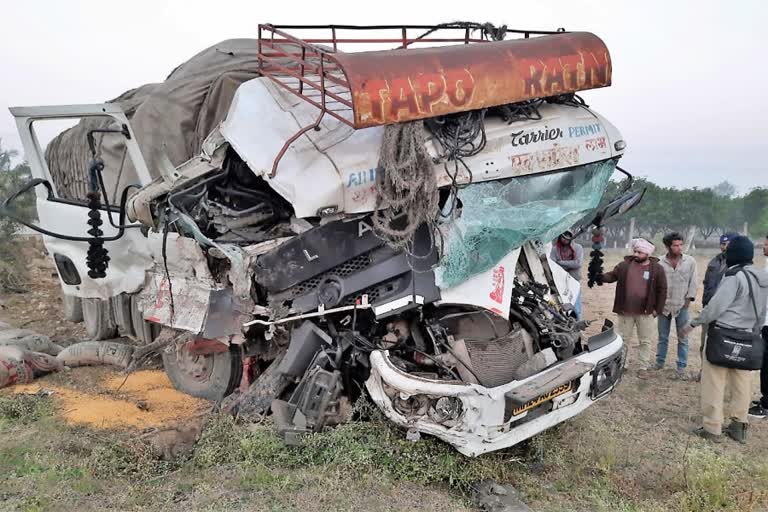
[743,222,749,236]
[627,218,636,248]
[685,225,697,252]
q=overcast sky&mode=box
[1,0,766,193]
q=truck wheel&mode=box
[82,298,118,340]
[162,341,242,401]
[130,294,159,344]
[62,293,83,323]
[111,294,135,337]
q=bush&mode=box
[0,139,35,292]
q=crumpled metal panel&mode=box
[333,32,611,128]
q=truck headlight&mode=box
[591,352,624,399]
[428,396,463,424]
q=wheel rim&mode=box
[174,342,216,383]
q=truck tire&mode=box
[111,294,135,337]
[130,294,159,344]
[82,298,117,340]
[62,293,83,323]
[163,341,242,401]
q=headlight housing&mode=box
[591,351,624,399]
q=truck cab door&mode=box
[9,103,154,299]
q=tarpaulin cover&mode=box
[44,39,263,201]
[436,159,616,289]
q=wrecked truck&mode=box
[4,24,642,456]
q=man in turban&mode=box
[599,238,668,378]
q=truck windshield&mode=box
[437,158,616,288]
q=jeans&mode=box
[656,307,690,369]
[574,292,583,320]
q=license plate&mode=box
[512,382,573,416]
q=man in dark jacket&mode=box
[599,238,668,377]
[749,233,768,419]
[703,233,739,306]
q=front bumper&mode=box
[365,327,624,457]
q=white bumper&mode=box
[365,331,624,457]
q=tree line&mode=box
[595,178,768,247]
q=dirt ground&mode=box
[1,243,767,511]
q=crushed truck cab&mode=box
[7,23,636,456]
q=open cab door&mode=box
[8,104,154,299]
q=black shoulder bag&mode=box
[705,269,766,370]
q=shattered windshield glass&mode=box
[436,159,616,288]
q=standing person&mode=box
[656,232,698,379]
[748,234,768,419]
[551,230,585,318]
[599,238,668,377]
[700,233,739,355]
[551,231,584,282]
[683,236,768,443]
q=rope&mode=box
[372,121,440,254]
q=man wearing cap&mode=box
[599,238,668,377]
[698,232,738,380]
[683,236,768,443]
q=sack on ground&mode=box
[0,328,64,355]
[56,341,134,368]
[0,346,62,388]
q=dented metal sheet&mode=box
[332,32,611,128]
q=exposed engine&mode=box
[163,149,295,245]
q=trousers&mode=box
[617,314,655,367]
[700,344,754,435]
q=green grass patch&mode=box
[194,413,514,492]
[0,393,54,426]
[673,446,768,512]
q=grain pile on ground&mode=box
[5,369,208,430]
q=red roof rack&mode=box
[257,24,612,175]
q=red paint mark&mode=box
[187,338,229,356]
[584,136,607,152]
[489,265,505,304]
[153,278,169,310]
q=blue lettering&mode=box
[569,123,602,138]
[347,168,378,188]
